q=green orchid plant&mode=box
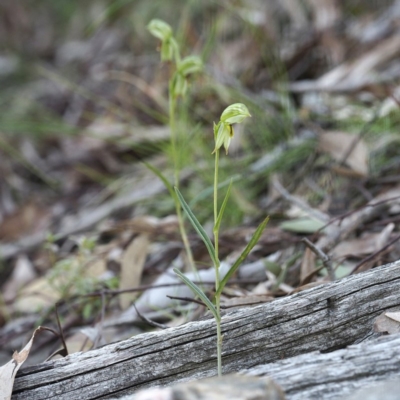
[148,20,268,375]
[147,19,203,271]
[173,103,269,376]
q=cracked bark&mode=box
[12,260,400,399]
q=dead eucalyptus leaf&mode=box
[385,312,400,323]
[0,327,41,400]
[374,309,400,334]
[119,234,150,310]
[318,131,368,176]
[300,247,317,284]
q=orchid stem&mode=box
[213,148,222,376]
[169,92,195,271]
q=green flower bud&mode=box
[147,19,172,41]
[213,121,234,155]
[177,55,203,77]
[160,39,174,61]
[148,20,179,62]
[213,103,251,154]
[170,56,202,97]
[220,103,251,125]
[171,72,188,97]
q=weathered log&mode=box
[112,333,400,400]
[12,260,400,399]
[245,333,400,400]
[117,375,286,400]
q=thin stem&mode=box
[169,92,178,185]
[216,298,222,376]
[213,148,222,376]
[169,92,195,271]
[214,149,220,270]
[176,204,195,268]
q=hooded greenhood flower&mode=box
[220,103,251,124]
[171,55,203,97]
[147,19,172,41]
[213,103,251,154]
[177,55,203,77]
[147,19,178,62]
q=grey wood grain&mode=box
[245,333,400,400]
[12,260,400,399]
[115,375,286,400]
[112,334,400,400]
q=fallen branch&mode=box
[12,260,400,399]
[111,333,400,400]
[245,333,400,400]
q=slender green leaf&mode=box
[173,268,219,321]
[213,179,233,234]
[189,174,241,209]
[142,160,176,200]
[174,187,217,265]
[280,218,325,233]
[215,217,269,298]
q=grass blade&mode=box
[213,179,233,234]
[215,216,269,298]
[189,175,240,209]
[173,268,219,321]
[174,187,217,265]
[142,160,176,200]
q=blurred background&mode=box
[1,0,400,365]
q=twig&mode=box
[55,302,69,356]
[93,291,106,349]
[167,295,206,307]
[350,234,400,274]
[311,195,400,239]
[133,303,169,329]
[302,238,335,281]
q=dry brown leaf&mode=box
[385,312,400,323]
[376,223,395,250]
[332,233,382,259]
[129,215,178,235]
[119,233,150,310]
[14,276,60,313]
[12,256,106,314]
[64,331,97,355]
[2,255,36,303]
[374,308,400,334]
[0,327,41,400]
[334,223,395,272]
[318,131,368,176]
[0,201,50,242]
[374,185,400,214]
[374,222,395,267]
[251,281,272,296]
[300,247,317,283]
[86,258,107,277]
[291,34,400,92]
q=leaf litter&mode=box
[1,1,400,396]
